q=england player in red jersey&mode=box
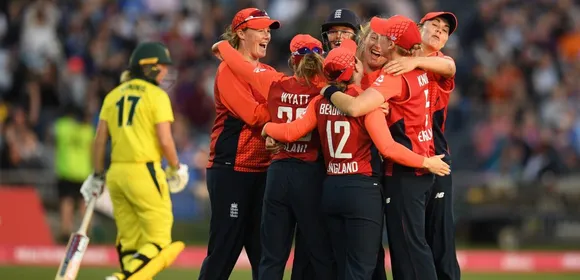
[321,15,451,280]
[202,8,279,280]
[262,39,449,279]
[213,34,335,279]
[357,21,389,90]
[383,11,461,280]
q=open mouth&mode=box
[370,49,381,59]
[259,43,267,50]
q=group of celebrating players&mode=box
[79,5,461,280]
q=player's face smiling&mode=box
[421,17,450,51]
[362,31,388,70]
[327,26,356,49]
[377,35,394,58]
[241,27,271,59]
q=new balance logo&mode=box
[253,68,266,73]
[230,202,238,218]
[334,9,342,18]
[435,192,445,199]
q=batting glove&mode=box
[165,164,189,193]
[80,173,105,204]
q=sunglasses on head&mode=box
[292,47,323,56]
[234,9,270,30]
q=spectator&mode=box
[1,106,43,169]
[52,105,94,243]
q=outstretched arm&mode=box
[324,74,403,117]
[263,96,321,142]
[384,56,456,78]
[217,41,284,98]
[364,109,424,168]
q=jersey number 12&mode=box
[326,120,352,159]
[116,95,141,127]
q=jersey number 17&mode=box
[115,95,141,127]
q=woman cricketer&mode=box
[80,42,189,280]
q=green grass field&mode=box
[2,266,579,280]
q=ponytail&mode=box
[118,64,160,85]
[120,70,131,83]
[292,53,324,86]
[221,26,242,49]
[328,80,349,92]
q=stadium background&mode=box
[0,0,579,278]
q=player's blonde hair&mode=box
[356,20,372,59]
[120,70,131,83]
[289,53,325,87]
[221,26,242,49]
[119,64,163,84]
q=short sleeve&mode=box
[154,91,175,124]
[370,74,404,101]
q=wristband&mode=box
[323,85,340,102]
[93,172,105,180]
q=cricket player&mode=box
[262,39,449,279]
[383,11,461,280]
[80,42,189,280]
[200,8,280,280]
[321,8,361,51]
[212,34,335,280]
[322,15,451,280]
[286,8,364,279]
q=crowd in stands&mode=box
[0,0,579,207]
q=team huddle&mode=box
[78,6,460,280]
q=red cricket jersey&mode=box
[316,86,382,176]
[361,69,381,90]
[215,41,324,163]
[371,69,433,176]
[207,61,274,172]
[264,87,424,177]
[427,51,455,161]
[267,79,323,162]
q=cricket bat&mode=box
[55,197,97,280]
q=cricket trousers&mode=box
[372,227,387,280]
[259,158,335,280]
[199,167,266,280]
[291,229,318,280]
[425,174,461,280]
[323,175,384,280]
[383,174,437,280]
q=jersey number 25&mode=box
[277,106,312,141]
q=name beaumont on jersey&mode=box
[319,103,346,116]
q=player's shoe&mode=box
[126,241,185,280]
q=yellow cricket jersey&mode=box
[99,78,174,163]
